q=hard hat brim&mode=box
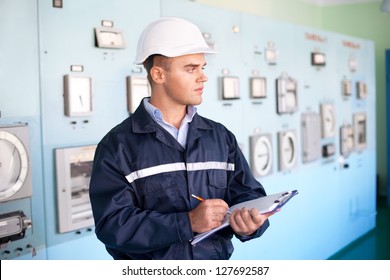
[134,46,216,65]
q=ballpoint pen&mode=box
[191,194,231,214]
[191,194,204,202]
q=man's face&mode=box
[161,53,208,106]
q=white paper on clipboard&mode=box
[190,190,298,245]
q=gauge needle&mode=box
[79,95,83,106]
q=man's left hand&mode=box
[229,207,276,236]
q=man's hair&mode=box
[143,54,172,85]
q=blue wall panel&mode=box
[161,1,376,259]
[37,0,160,260]
[0,0,47,260]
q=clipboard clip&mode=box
[274,190,298,210]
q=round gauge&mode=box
[0,131,29,201]
[281,131,297,170]
[253,136,272,177]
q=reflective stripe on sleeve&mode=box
[125,161,235,184]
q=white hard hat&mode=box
[134,17,216,64]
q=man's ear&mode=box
[150,66,164,84]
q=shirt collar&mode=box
[143,97,197,124]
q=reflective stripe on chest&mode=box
[125,161,235,183]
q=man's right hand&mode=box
[188,199,229,233]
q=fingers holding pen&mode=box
[189,199,229,233]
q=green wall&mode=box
[198,0,323,27]
[199,0,390,196]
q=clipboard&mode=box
[190,190,298,245]
[229,189,298,214]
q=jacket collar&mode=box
[131,98,213,134]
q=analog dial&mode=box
[0,131,29,200]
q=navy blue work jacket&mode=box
[89,100,269,260]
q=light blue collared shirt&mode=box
[143,98,197,148]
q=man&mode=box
[89,17,274,260]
